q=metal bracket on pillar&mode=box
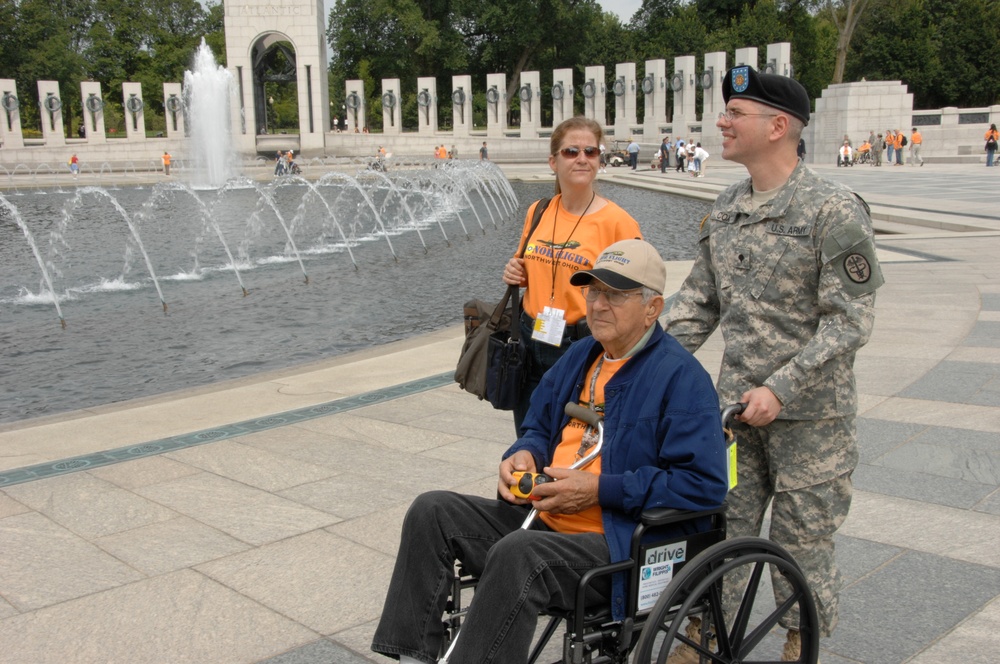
[85,93,103,132]
[165,94,182,132]
[125,94,143,131]
[346,91,361,128]
[698,69,714,90]
[519,83,532,122]
[382,91,397,127]
[44,93,62,131]
[452,88,466,124]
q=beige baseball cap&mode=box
[570,239,665,295]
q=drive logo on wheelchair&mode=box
[637,540,688,612]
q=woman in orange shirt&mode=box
[502,116,642,434]
[985,124,998,167]
[893,129,904,165]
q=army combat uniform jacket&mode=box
[666,161,883,423]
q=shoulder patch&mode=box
[821,225,884,297]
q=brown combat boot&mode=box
[665,617,715,664]
[781,628,820,662]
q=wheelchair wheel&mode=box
[632,537,819,663]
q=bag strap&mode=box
[517,197,551,258]
[487,199,551,344]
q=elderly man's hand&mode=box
[498,450,536,504]
[737,386,783,427]
[526,467,600,514]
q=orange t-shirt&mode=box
[539,354,629,534]
[893,133,904,149]
[516,195,641,325]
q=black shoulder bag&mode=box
[454,198,550,407]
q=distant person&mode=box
[450,144,458,159]
[797,138,806,160]
[598,143,607,173]
[162,151,171,176]
[692,142,709,177]
[68,154,79,178]
[626,138,640,170]
[274,150,284,176]
[872,133,884,166]
[885,129,895,164]
[910,128,923,166]
[501,116,642,435]
[77,124,85,138]
[479,141,489,161]
[985,124,998,167]
[675,139,686,172]
[893,129,905,165]
[659,136,671,172]
[837,140,853,167]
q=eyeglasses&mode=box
[718,110,779,123]
[581,285,643,306]
[557,145,601,159]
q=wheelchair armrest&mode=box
[639,505,727,528]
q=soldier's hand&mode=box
[738,387,782,427]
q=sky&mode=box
[319,1,643,27]
[598,0,643,23]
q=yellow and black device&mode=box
[510,471,554,499]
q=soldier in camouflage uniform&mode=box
[664,66,884,661]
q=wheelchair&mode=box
[439,405,820,663]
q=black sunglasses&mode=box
[558,146,601,159]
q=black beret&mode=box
[722,65,810,126]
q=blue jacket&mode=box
[503,324,728,620]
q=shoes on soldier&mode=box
[780,628,820,662]
[665,617,715,664]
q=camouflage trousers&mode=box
[723,416,857,637]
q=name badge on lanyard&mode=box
[532,306,567,347]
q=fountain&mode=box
[184,39,236,187]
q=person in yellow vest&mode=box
[162,151,171,176]
[893,129,904,165]
[910,128,923,166]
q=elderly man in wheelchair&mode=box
[372,239,819,664]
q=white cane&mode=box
[439,403,604,664]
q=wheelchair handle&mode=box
[721,402,747,428]
[565,402,602,429]
[520,404,604,531]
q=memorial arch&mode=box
[223,0,329,154]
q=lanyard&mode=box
[576,354,605,459]
[548,191,596,302]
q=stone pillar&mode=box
[671,56,696,139]
[0,80,24,149]
[451,74,472,136]
[37,81,66,147]
[122,82,147,142]
[642,59,667,142]
[734,47,759,69]
[583,66,606,128]
[700,52,727,156]
[163,83,185,139]
[552,68,574,127]
[381,78,401,136]
[345,80,366,133]
[80,82,106,145]
[486,73,507,139]
[765,42,792,77]
[613,62,637,139]
[518,71,541,139]
[416,76,438,135]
